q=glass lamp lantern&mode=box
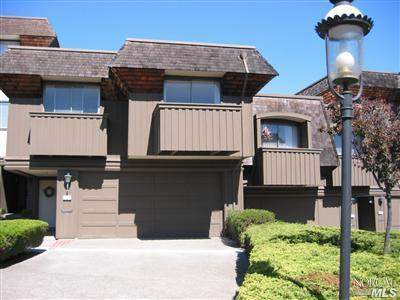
[316,0,373,89]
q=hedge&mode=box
[238,222,400,299]
[239,241,400,299]
[0,219,48,262]
[225,209,275,243]
[243,221,400,257]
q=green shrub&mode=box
[243,241,400,299]
[237,274,316,300]
[225,209,275,244]
[0,219,48,262]
[243,222,400,257]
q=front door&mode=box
[39,180,57,228]
[358,197,376,231]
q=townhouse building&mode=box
[0,16,398,238]
[0,16,59,215]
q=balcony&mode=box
[332,157,377,187]
[127,100,253,157]
[257,148,322,186]
[154,103,242,154]
[29,112,107,156]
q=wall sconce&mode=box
[64,172,72,194]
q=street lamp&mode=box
[316,1,373,299]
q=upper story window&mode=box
[261,120,301,148]
[44,84,100,114]
[0,90,9,130]
[334,134,359,156]
[0,40,19,55]
[164,79,220,104]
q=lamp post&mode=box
[315,1,373,299]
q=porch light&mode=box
[64,172,72,191]
[315,1,373,300]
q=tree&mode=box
[324,98,400,254]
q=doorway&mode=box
[358,197,376,231]
[39,180,57,229]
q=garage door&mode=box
[78,172,223,238]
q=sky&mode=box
[1,0,398,94]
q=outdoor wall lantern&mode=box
[64,172,72,193]
[315,1,373,299]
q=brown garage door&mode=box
[78,172,223,238]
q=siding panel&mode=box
[30,112,107,156]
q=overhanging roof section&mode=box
[111,38,278,76]
[0,16,56,37]
[0,46,117,79]
[297,71,400,96]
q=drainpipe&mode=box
[240,52,249,99]
[239,52,249,191]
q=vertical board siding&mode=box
[30,112,107,156]
[156,103,242,153]
[332,158,377,187]
[261,148,321,186]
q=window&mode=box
[0,102,8,129]
[333,134,360,155]
[44,84,100,113]
[164,79,220,104]
[261,120,301,148]
[0,40,19,54]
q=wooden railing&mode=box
[154,103,242,154]
[332,157,377,187]
[257,148,322,186]
[30,112,107,156]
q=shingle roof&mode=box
[0,16,56,37]
[111,38,278,75]
[0,46,116,78]
[297,71,400,96]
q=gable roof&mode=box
[297,71,400,96]
[0,46,116,79]
[0,16,56,37]
[111,38,278,76]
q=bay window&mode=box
[164,79,220,104]
[44,84,100,114]
[261,120,301,148]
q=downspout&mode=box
[239,52,249,188]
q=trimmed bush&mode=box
[0,219,48,262]
[225,209,275,244]
[240,241,400,299]
[243,222,400,257]
[238,222,400,299]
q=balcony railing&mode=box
[154,103,242,154]
[29,112,107,156]
[257,148,322,186]
[332,157,377,187]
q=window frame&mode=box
[256,112,312,149]
[261,119,302,149]
[43,82,101,114]
[163,78,221,104]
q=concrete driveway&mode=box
[1,238,248,299]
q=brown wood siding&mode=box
[128,100,159,156]
[257,148,322,186]
[30,112,107,157]
[332,158,378,187]
[155,103,242,153]
[6,98,42,158]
